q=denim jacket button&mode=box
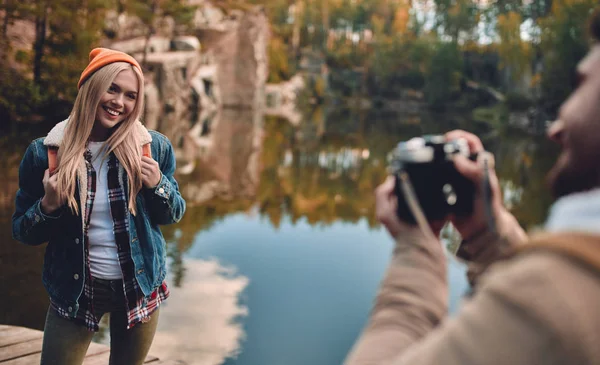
[158,187,165,194]
[73,274,79,280]
[34,215,41,222]
[137,269,144,274]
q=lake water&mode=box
[0,108,557,364]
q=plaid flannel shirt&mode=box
[51,149,169,331]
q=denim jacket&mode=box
[12,120,186,316]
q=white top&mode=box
[87,142,123,279]
[545,187,600,234]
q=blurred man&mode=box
[345,8,600,365]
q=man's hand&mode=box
[445,130,520,241]
[141,156,162,189]
[41,169,66,214]
[376,176,446,239]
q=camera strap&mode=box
[482,157,497,235]
[398,170,437,241]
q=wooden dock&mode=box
[0,325,184,364]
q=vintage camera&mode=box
[388,135,477,224]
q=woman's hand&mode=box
[41,169,65,214]
[141,156,161,188]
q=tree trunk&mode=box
[321,0,329,50]
[33,4,48,85]
[291,0,303,57]
[142,30,151,66]
[0,0,9,61]
[1,0,9,40]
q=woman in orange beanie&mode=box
[12,48,186,365]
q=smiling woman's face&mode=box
[91,68,139,141]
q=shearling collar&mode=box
[43,119,152,147]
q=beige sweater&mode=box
[344,227,600,365]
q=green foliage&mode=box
[325,41,369,69]
[366,36,431,97]
[258,0,596,117]
[40,0,110,100]
[268,35,293,83]
[125,0,196,28]
[496,11,532,81]
[472,104,509,128]
[539,0,597,114]
[14,50,29,64]
[123,0,197,65]
[0,0,200,122]
[433,0,479,41]
[2,0,599,122]
[424,42,462,108]
[505,92,533,111]
[0,66,44,121]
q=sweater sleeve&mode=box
[345,251,581,365]
[456,212,528,287]
[344,228,449,365]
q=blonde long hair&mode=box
[55,62,146,215]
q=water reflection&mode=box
[176,108,263,206]
[0,123,56,330]
[149,258,249,365]
[0,108,558,364]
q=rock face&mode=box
[2,18,35,71]
[265,75,305,125]
[196,8,270,109]
[143,51,200,145]
[105,3,270,181]
[107,2,269,114]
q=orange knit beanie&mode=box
[77,48,142,89]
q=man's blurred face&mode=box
[547,45,600,198]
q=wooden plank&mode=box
[0,327,43,348]
[0,327,29,336]
[86,342,111,356]
[144,355,159,363]
[0,338,43,362]
[0,326,179,364]
[2,352,41,365]
[1,340,109,365]
[82,351,110,365]
[83,352,158,365]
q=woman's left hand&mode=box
[141,156,162,188]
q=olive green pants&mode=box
[40,278,160,365]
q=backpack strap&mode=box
[48,146,58,175]
[518,232,600,275]
[142,143,152,158]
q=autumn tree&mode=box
[433,0,479,42]
[538,0,597,114]
[496,11,532,82]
